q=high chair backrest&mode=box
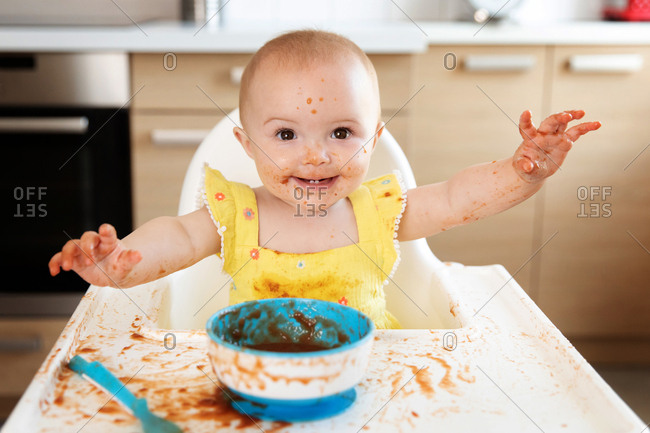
[173,109,445,330]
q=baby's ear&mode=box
[371,121,385,152]
[233,127,255,159]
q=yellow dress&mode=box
[201,165,406,329]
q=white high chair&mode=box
[166,109,461,330]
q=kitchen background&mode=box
[1,0,649,428]
[0,0,620,24]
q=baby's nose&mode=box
[302,141,330,165]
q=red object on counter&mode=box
[604,0,650,21]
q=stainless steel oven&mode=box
[0,53,133,316]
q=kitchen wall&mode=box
[389,0,609,22]
[0,0,610,26]
[220,0,610,26]
[0,0,180,25]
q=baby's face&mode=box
[235,56,382,213]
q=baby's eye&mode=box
[276,129,296,140]
[331,128,351,140]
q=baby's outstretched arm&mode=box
[398,110,601,241]
[48,207,220,288]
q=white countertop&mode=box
[421,21,650,45]
[0,21,428,53]
[1,21,650,53]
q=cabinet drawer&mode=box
[131,53,252,111]
[0,319,68,397]
[370,54,415,111]
[131,53,413,113]
[130,112,225,227]
[410,46,546,182]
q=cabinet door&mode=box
[0,319,68,399]
[130,113,225,227]
[131,53,251,110]
[538,46,650,339]
[411,46,547,294]
[370,55,414,152]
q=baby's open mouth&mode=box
[294,176,338,187]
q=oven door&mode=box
[1,107,132,315]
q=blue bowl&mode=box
[206,298,375,420]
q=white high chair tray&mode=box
[3,262,644,432]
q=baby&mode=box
[49,30,600,329]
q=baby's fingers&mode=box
[48,252,63,276]
[60,239,85,271]
[566,121,602,142]
[564,110,585,120]
[539,111,573,134]
[518,110,537,141]
[515,155,536,173]
[80,231,100,265]
[96,223,119,256]
[112,249,142,275]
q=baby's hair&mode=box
[239,29,380,129]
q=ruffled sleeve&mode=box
[362,170,407,286]
[201,164,236,269]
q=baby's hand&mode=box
[48,223,141,287]
[513,110,601,183]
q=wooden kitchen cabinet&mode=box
[410,45,548,295]
[129,111,225,226]
[130,53,414,227]
[130,53,248,227]
[0,319,68,418]
[410,44,650,362]
[131,53,251,111]
[534,46,650,361]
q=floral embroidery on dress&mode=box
[381,179,391,184]
[243,208,255,220]
[338,296,348,306]
[250,248,260,260]
[214,192,225,201]
[297,260,305,269]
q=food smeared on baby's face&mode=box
[237,53,381,213]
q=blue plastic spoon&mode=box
[68,355,183,433]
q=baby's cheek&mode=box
[340,157,368,179]
[258,165,281,180]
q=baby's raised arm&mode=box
[48,207,220,288]
[397,110,601,241]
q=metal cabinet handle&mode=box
[150,129,211,147]
[0,117,89,134]
[569,54,644,73]
[463,55,536,72]
[0,336,41,352]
